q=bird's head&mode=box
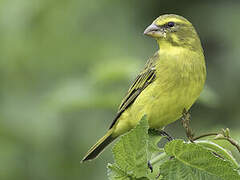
[144,14,201,50]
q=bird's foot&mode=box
[158,130,173,141]
[148,129,173,141]
[182,108,194,142]
[147,129,173,173]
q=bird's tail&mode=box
[81,128,115,162]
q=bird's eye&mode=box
[167,22,175,27]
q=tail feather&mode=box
[81,129,115,162]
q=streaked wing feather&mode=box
[109,52,159,129]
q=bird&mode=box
[82,14,206,162]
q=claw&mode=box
[148,161,153,173]
[148,129,174,141]
[158,130,173,141]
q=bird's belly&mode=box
[112,79,203,136]
[139,80,202,129]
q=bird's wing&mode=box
[109,52,159,129]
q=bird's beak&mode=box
[144,24,160,36]
[143,23,163,38]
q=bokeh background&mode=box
[0,0,240,179]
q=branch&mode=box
[181,112,240,153]
[214,128,240,153]
[193,133,218,141]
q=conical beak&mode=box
[143,24,160,36]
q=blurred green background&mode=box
[0,0,240,179]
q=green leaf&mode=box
[160,159,220,180]
[195,140,239,169]
[107,163,150,180]
[162,139,240,180]
[111,115,149,179]
[107,163,133,180]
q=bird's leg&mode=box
[147,129,174,173]
[181,108,194,142]
[148,128,174,141]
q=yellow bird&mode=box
[82,14,206,162]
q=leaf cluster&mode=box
[107,116,240,180]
